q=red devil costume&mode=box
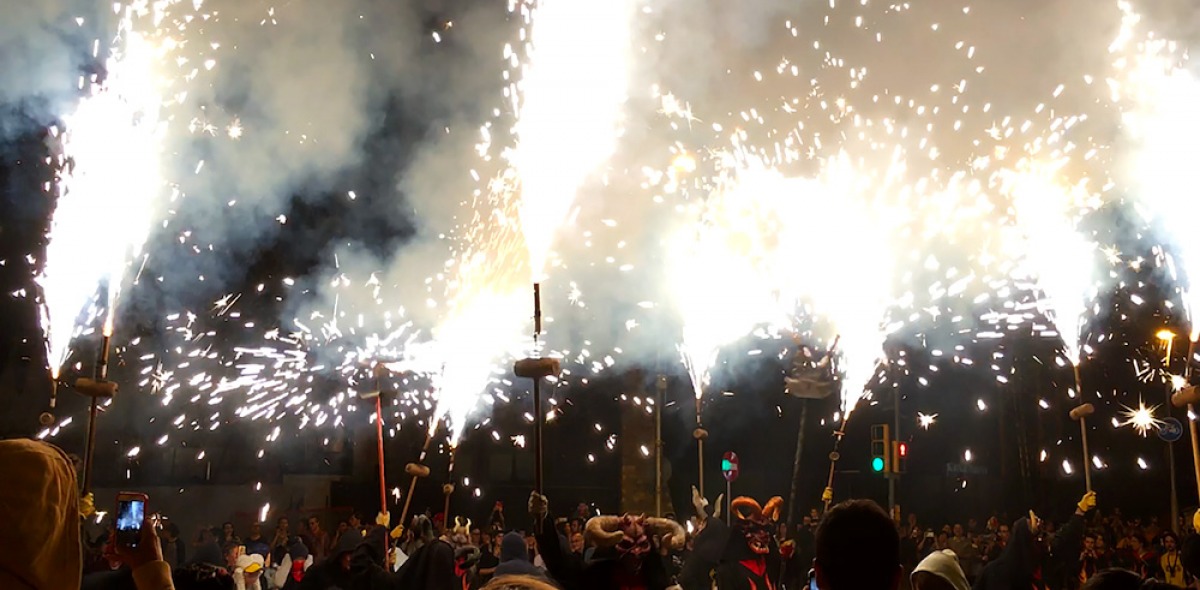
[681,496,784,590]
[538,512,683,590]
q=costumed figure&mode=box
[974,492,1093,590]
[391,514,457,590]
[681,488,783,590]
[531,492,682,590]
[447,517,482,590]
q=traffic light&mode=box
[871,424,891,473]
[721,458,734,472]
[893,441,908,474]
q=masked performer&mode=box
[682,489,784,590]
[530,492,683,590]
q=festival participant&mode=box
[494,531,548,580]
[161,523,186,570]
[0,438,85,589]
[1077,533,1107,587]
[813,499,902,590]
[271,537,311,590]
[269,518,291,564]
[912,550,971,590]
[531,491,678,590]
[296,528,361,589]
[303,517,329,563]
[1158,532,1186,588]
[1124,534,1158,580]
[243,523,270,560]
[221,523,240,547]
[390,514,457,589]
[973,491,1094,590]
[481,574,561,590]
[233,553,265,590]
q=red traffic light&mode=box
[897,442,908,457]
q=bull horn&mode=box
[585,516,624,548]
[762,497,784,521]
[646,517,686,550]
[730,497,764,520]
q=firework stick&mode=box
[76,332,118,494]
[375,395,387,515]
[823,425,847,512]
[398,432,434,532]
[1069,362,1094,492]
[442,447,457,530]
[694,395,707,497]
[1171,339,1200,501]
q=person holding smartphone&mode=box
[0,439,176,590]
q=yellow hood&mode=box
[0,439,81,590]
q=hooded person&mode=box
[0,438,83,589]
[973,492,1092,590]
[912,550,971,590]
[391,514,457,590]
[297,528,362,589]
[272,537,311,590]
[494,532,547,579]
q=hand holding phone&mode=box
[116,492,149,548]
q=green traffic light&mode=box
[721,459,732,471]
[871,457,885,472]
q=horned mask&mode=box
[731,496,783,555]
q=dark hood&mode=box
[1004,517,1036,578]
[500,532,529,562]
[333,529,363,557]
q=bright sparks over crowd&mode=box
[24,0,1200,486]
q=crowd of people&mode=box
[6,438,1200,590]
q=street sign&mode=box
[721,451,739,482]
[1159,417,1184,443]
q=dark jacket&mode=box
[494,532,547,579]
[393,538,457,590]
[973,515,1084,590]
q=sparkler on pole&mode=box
[360,364,390,523]
[822,423,847,512]
[1068,363,1095,493]
[397,430,435,535]
[1170,337,1200,509]
[513,283,560,533]
[442,448,457,531]
[694,399,707,498]
[75,320,119,495]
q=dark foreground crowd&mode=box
[4,438,1200,590]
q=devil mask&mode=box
[586,514,686,564]
[731,496,783,555]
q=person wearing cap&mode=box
[234,553,266,590]
[912,550,970,590]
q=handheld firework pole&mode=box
[1068,363,1095,493]
[655,375,667,517]
[361,364,390,519]
[694,398,708,498]
[75,323,119,495]
[822,422,847,512]
[513,283,561,534]
[398,432,434,534]
[1170,337,1200,507]
[442,449,457,531]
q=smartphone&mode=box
[116,492,149,548]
